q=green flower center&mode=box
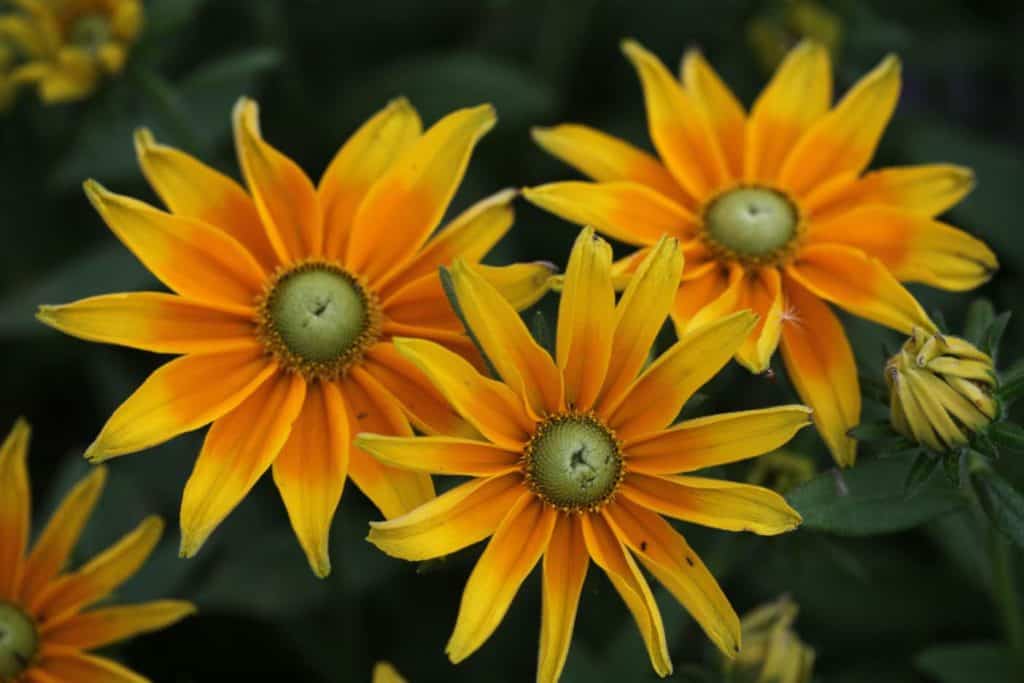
[0,602,37,679]
[69,14,111,53]
[704,186,798,259]
[525,414,622,511]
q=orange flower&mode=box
[526,39,997,466]
[38,97,553,576]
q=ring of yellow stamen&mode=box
[701,185,804,266]
[523,412,624,512]
[0,601,38,679]
[257,261,381,382]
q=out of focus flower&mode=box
[373,662,407,683]
[0,39,16,109]
[1,0,142,104]
[726,596,814,683]
[527,39,997,468]
[886,327,998,452]
[746,450,815,495]
[0,419,194,683]
[748,0,841,73]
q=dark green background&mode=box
[2,1,1022,681]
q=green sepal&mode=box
[983,311,1011,363]
[943,450,965,488]
[988,421,1024,453]
[930,307,951,335]
[963,298,995,346]
[998,359,1024,405]
[904,451,939,495]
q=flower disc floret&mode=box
[703,186,800,265]
[0,601,38,678]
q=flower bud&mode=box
[885,327,998,452]
[726,596,814,683]
[746,450,815,495]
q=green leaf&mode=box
[944,450,964,488]
[988,422,1024,453]
[915,642,1014,683]
[931,307,950,334]
[904,451,940,494]
[847,421,895,441]
[972,469,1024,547]
[144,0,209,40]
[786,455,965,536]
[964,299,995,346]
[983,311,1011,362]
[998,359,1024,405]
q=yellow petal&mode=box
[179,372,306,558]
[42,600,195,650]
[677,263,746,335]
[367,473,524,561]
[31,648,148,683]
[624,405,812,474]
[381,321,483,368]
[372,662,408,683]
[779,277,860,466]
[604,499,740,658]
[745,41,831,184]
[538,514,588,683]
[381,271,462,330]
[233,97,322,260]
[805,164,975,220]
[621,474,802,535]
[37,293,256,355]
[474,262,556,312]
[83,181,267,308]
[0,419,30,600]
[735,268,784,373]
[356,434,519,476]
[780,55,901,196]
[347,104,496,284]
[557,228,615,411]
[447,494,556,663]
[134,128,277,269]
[271,381,349,578]
[523,180,698,247]
[670,263,731,334]
[681,49,746,178]
[319,97,422,261]
[86,348,277,463]
[580,511,671,676]
[621,39,731,198]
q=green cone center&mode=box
[0,602,37,679]
[268,266,369,363]
[527,416,622,509]
[70,14,111,53]
[705,187,797,257]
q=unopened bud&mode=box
[727,596,814,683]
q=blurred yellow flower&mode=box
[886,327,998,452]
[527,39,997,467]
[0,0,141,104]
[0,419,194,683]
[359,228,809,681]
[38,97,553,578]
[746,450,815,494]
[748,0,841,73]
[373,661,407,683]
[727,596,814,683]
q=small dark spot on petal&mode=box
[685,556,694,567]
[640,541,648,551]
[356,411,368,420]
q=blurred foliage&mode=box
[1,0,1023,681]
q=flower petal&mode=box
[179,372,306,558]
[621,39,731,198]
[447,494,556,664]
[681,49,746,178]
[779,55,901,196]
[133,128,276,269]
[367,473,524,561]
[580,511,671,677]
[372,662,407,683]
[271,381,349,578]
[804,164,975,220]
[745,41,831,184]
[393,338,532,449]
[343,368,436,519]
[42,600,195,650]
[557,228,615,411]
[779,277,860,466]
[83,181,267,308]
[233,97,322,260]
[475,262,556,311]
[606,311,757,439]
[449,259,563,417]
[382,272,461,330]
[604,499,740,657]
[735,268,784,373]
[675,264,746,335]
[85,348,277,463]
[670,263,732,334]
[786,243,934,334]
[0,419,30,600]
[355,434,519,477]
[320,98,422,261]
[37,293,256,355]
[538,514,588,683]
[381,321,483,366]
[31,648,147,683]
[808,206,997,291]
[621,474,802,535]
[524,181,698,247]
[347,105,496,284]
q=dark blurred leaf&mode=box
[847,421,894,441]
[989,422,1024,453]
[972,469,1024,547]
[905,451,940,494]
[964,299,995,347]
[144,0,209,40]
[915,642,1014,683]
[983,312,1011,363]
[1000,360,1024,405]
[944,450,965,488]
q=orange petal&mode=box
[621,39,731,198]
[475,262,556,312]
[735,268,784,373]
[670,263,731,334]
[786,243,934,334]
[381,271,461,330]
[356,434,519,477]
[446,494,556,664]
[347,105,496,284]
[134,128,277,269]
[779,55,901,196]
[0,419,30,600]
[85,348,277,463]
[745,41,831,184]
[42,600,195,650]
[271,381,349,578]
[538,514,589,683]
[320,98,422,261]
[36,293,256,355]
[343,368,435,519]
[83,181,267,308]
[31,648,148,683]
[381,321,483,367]
[179,372,307,558]
[233,97,322,260]
[676,263,746,335]
[804,164,975,220]
[779,276,860,466]
[681,49,746,178]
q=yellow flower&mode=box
[373,661,407,683]
[526,39,997,467]
[748,0,841,73]
[0,419,194,683]
[886,327,998,452]
[727,596,814,683]
[358,228,810,681]
[1,0,141,103]
[38,97,553,577]
[746,450,815,495]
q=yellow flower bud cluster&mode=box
[727,596,814,683]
